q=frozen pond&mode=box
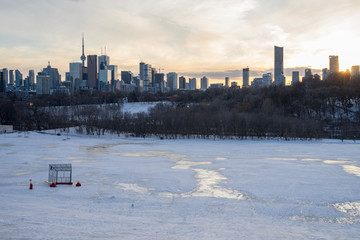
[0,132,360,239]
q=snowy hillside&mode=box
[1,132,360,239]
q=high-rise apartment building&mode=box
[329,55,339,73]
[2,68,8,85]
[351,65,360,78]
[9,70,14,86]
[29,70,35,90]
[154,73,165,92]
[291,71,300,85]
[87,55,98,89]
[179,76,186,89]
[225,77,230,88]
[15,70,23,88]
[200,76,208,90]
[139,62,152,91]
[166,72,178,91]
[189,78,197,90]
[0,71,5,93]
[322,68,329,80]
[243,68,249,87]
[274,46,285,86]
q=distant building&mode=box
[351,65,360,78]
[134,76,143,92]
[42,62,60,90]
[9,70,14,86]
[154,73,165,92]
[15,69,23,88]
[121,71,133,84]
[209,83,223,88]
[329,55,339,73]
[179,76,186,89]
[274,46,285,86]
[36,72,50,95]
[0,70,6,93]
[29,70,35,90]
[262,73,272,86]
[303,68,313,81]
[107,65,118,89]
[69,62,83,92]
[231,81,239,88]
[200,76,208,90]
[225,77,230,87]
[166,72,178,91]
[98,55,110,71]
[322,68,329,80]
[291,71,300,85]
[98,69,111,91]
[189,78,197,90]
[139,62,152,92]
[87,55,98,89]
[2,68,8,85]
[243,68,250,87]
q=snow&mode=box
[1,132,360,239]
[121,102,162,114]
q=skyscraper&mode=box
[29,70,35,90]
[189,78,197,90]
[225,77,230,88]
[274,46,285,86]
[154,73,165,92]
[2,68,8,85]
[200,76,208,90]
[322,68,329,80]
[42,62,60,90]
[179,76,186,89]
[329,55,339,73]
[9,70,14,86]
[166,72,178,91]
[0,71,5,93]
[139,62,152,92]
[351,65,360,78]
[121,71,133,84]
[69,62,83,91]
[291,71,300,85]
[15,70,23,88]
[242,68,249,87]
[87,55,98,89]
[80,33,86,66]
[107,65,118,88]
[36,72,50,95]
[98,55,110,70]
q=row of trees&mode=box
[1,73,359,140]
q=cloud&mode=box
[0,0,359,77]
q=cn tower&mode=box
[81,33,86,66]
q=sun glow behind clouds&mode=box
[0,0,359,77]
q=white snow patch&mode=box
[342,165,360,177]
[333,202,360,217]
[116,183,155,194]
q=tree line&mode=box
[1,72,359,140]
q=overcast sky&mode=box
[0,0,359,79]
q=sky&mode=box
[0,0,359,82]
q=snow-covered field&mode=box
[1,132,360,239]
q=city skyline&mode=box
[0,0,359,80]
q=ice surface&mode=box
[1,132,360,239]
